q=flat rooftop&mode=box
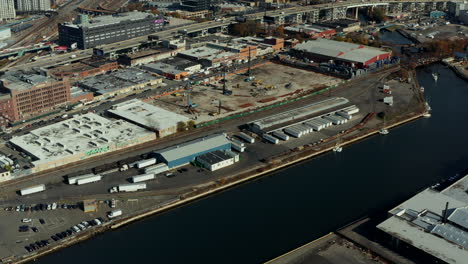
[377,175,468,264]
[179,45,237,61]
[293,39,390,64]
[78,68,159,95]
[123,48,173,59]
[108,99,189,131]
[285,24,333,33]
[251,97,349,130]
[1,71,53,91]
[63,11,158,29]
[9,113,154,164]
[197,150,232,165]
[156,133,230,162]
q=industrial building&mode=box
[142,57,201,80]
[0,0,16,21]
[47,57,119,79]
[249,97,349,133]
[178,42,257,67]
[377,174,468,264]
[58,12,165,49]
[117,48,182,66]
[9,113,156,173]
[181,0,210,12]
[0,71,71,126]
[291,39,392,68]
[196,149,239,171]
[153,133,231,168]
[108,99,189,138]
[78,68,162,97]
[231,36,284,55]
[317,19,361,33]
[15,0,51,12]
[284,24,336,39]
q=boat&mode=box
[432,72,438,81]
[425,102,432,111]
[379,129,389,135]
[333,143,343,152]
[420,86,425,92]
[423,112,431,118]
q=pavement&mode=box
[265,233,384,264]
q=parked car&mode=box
[21,218,32,223]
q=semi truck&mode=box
[109,183,147,193]
[143,163,169,174]
[231,142,245,152]
[19,184,46,196]
[263,134,279,144]
[238,132,255,144]
[108,209,122,219]
[135,158,157,169]
[131,174,155,183]
[67,174,96,184]
[76,175,102,185]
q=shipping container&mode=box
[135,158,157,169]
[323,115,342,125]
[272,131,289,141]
[144,163,169,174]
[231,142,246,152]
[238,132,255,144]
[334,115,348,123]
[19,184,45,196]
[313,118,331,127]
[76,175,102,185]
[67,174,96,184]
[284,127,303,138]
[263,134,279,144]
[108,209,122,218]
[132,174,155,183]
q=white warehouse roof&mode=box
[10,113,154,164]
[108,99,189,131]
[293,39,390,64]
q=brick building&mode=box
[47,57,118,79]
[0,72,71,126]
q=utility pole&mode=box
[223,66,227,94]
[247,46,252,77]
[218,100,222,115]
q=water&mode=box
[34,64,467,264]
[379,29,414,45]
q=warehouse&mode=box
[377,175,468,264]
[291,39,392,68]
[249,97,349,133]
[196,150,239,171]
[78,68,163,97]
[9,113,156,173]
[284,24,336,39]
[153,133,231,168]
[108,99,189,138]
[142,57,201,80]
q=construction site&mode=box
[149,63,342,123]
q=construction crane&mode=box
[185,79,198,112]
[222,66,232,95]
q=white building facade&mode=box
[0,0,16,20]
[15,0,50,12]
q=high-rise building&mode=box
[14,0,51,12]
[0,72,71,124]
[58,12,165,49]
[0,0,16,21]
[181,0,211,12]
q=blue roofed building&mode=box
[153,133,231,168]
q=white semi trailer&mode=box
[19,184,46,196]
[109,183,147,193]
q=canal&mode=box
[34,64,468,264]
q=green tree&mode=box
[187,120,196,129]
[369,8,386,23]
[177,121,187,132]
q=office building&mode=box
[0,0,16,20]
[181,0,211,12]
[15,0,51,12]
[58,12,165,49]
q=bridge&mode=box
[3,0,457,71]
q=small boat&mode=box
[333,144,343,152]
[420,86,425,92]
[423,112,431,118]
[425,102,432,111]
[379,129,389,135]
[432,72,438,81]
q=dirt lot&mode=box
[151,63,342,123]
[414,23,468,43]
